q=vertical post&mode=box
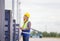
[13,20,16,41]
[17,0,21,24]
[17,0,18,23]
[0,0,5,41]
[11,0,15,41]
[12,0,14,19]
[17,0,21,41]
[45,25,47,32]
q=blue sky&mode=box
[5,0,60,33]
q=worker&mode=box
[20,12,31,41]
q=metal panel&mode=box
[5,10,11,41]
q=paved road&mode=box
[20,38,60,41]
[29,38,60,41]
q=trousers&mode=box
[23,36,29,41]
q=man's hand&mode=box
[20,28,24,30]
[20,27,28,30]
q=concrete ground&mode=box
[29,38,60,41]
[20,37,60,41]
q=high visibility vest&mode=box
[21,21,30,37]
[22,21,28,29]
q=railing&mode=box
[31,28,41,32]
[13,20,19,41]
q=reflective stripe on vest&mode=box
[22,32,30,34]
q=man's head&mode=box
[23,12,30,22]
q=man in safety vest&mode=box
[20,12,31,41]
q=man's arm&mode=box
[26,22,31,30]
